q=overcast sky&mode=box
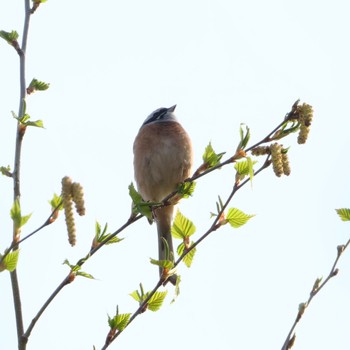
[1,1,350,350]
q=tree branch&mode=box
[281,238,350,350]
[11,1,32,349]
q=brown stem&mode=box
[281,238,350,350]
[10,1,32,349]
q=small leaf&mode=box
[49,193,63,210]
[63,259,94,279]
[150,257,174,269]
[95,221,123,245]
[10,199,21,227]
[234,158,257,177]
[202,142,225,168]
[272,120,300,140]
[129,290,141,302]
[20,214,32,227]
[247,157,255,182]
[148,291,168,311]
[27,78,50,94]
[63,259,73,268]
[128,183,153,220]
[108,312,131,331]
[177,181,196,198]
[237,124,251,150]
[336,208,350,222]
[129,182,142,204]
[0,30,19,44]
[171,210,196,239]
[1,250,20,272]
[25,119,44,128]
[12,111,44,128]
[177,242,196,268]
[10,199,32,229]
[0,165,12,177]
[226,208,255,228]
[76,271,94,279]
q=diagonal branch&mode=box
[281,238,350,350]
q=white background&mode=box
[1,1,350,349]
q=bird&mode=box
[133,105,193,285]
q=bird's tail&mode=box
[155,205,177,285]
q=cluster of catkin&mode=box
[251,102,313,177]
[295,103,313,144]
[61,176,86,246]
[251,144,290,177]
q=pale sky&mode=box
[1,1,350,349]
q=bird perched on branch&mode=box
[133,105,193,285]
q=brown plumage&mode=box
[133,106,193,284]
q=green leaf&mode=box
[0,250,20,272]
[63,259,94,279]
[49,193,63,210]
[226,208,255,228]
[129,290,141,302]
[27,78,50,93]
[210,196,225,218]
[95,221,123,245]
[202,142,225,168]
[336,208,350,222]
[25,119,44,128]
[76,271,94,279]
[10,199,32,229]
[0,30,19,44]
[272,120,300,140]
[129,182,143,205]
[12,111,44,128]
[150,257,174,269]
[177,242,196,267]
[177,181,196,198]
[234,158,257,177]
[247,157,255,182]
[10,199,21,227]
[108,310,131,331]
[171,210,196,239]
[237,124,251,150]
[148,291,168,311]
[0,165,12,177]
[128,182,153,220]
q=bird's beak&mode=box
[167,104,177,112]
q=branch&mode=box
[175,156,271,265]
[21,100,306,347]
[101,158,272,349]
[11,2,32,349]
[22,214,143,342]
[281,238,350,350]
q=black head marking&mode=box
[143,107,169,126]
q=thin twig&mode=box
[101,280,164,349]
[22,214,143,342]
[0,205,61,265]
[281,238,350,350]
[23,275,72,342]
[11,2,32,349]
[175,157,271,264]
